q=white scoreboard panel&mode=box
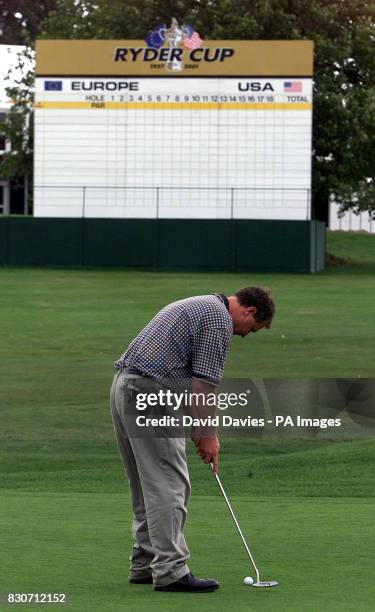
[34,74,312,219]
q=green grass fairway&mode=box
[1,231,374,611]
[1,229,375,384]
[2,490,375,612]
[326,230,375,270]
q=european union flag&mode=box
[44,81,63,91]
[145,24,166,49]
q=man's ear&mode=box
[247,306,257,317]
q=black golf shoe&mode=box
[154,571,219,593]
[129,576,153,584]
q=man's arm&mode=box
[190,377,220,474]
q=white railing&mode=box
[33,185,311,220]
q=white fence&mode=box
[329,201,374,233]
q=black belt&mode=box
[119,367,161,390]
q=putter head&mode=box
[252,581,278,588]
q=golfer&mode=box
[110,287,274,593]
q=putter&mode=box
[209,463,278,588]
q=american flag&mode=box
[183,25,203,50]
[284,81,302,93]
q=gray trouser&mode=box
[110,369,191,587]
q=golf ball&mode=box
[244,576,254,586]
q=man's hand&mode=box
[194,435,220,474]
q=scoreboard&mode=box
[34,39,313,220]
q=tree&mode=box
[0,2,56,211]
[0,47,34,210]
[0,0,57,45]
[38,0,200,40]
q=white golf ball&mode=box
[244,576,254,586]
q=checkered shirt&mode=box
[115,294,233,386]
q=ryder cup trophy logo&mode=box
[145,18,203,72]
[164,18,187,72]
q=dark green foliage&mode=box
[1,1,374,215]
